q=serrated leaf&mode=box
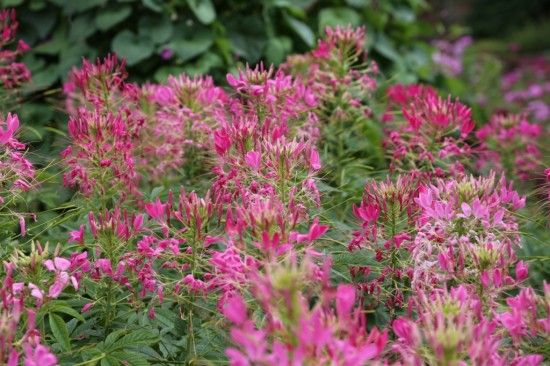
[105,329,159,351]
[49,313,71,351]
[104,329,127,348]
[95,5,132,31]
[186,0,216,24]
[110,351,150,366]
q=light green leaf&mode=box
[169,31,213,62]
[112,30,154,65]
[95,5,132,31]
[138,15,173,44]
[265,37,292,64]
[285,15,315,47]
[186,0,216,24]
[50,302,86,322]
[318,7,360,31]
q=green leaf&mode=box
[112,30,154,65]
[186,0,216,25]
[265,37,292,64]
[110,351,150,366]
[49,313,71,351]
[374,34,401,62]
[95,5,132,31]
[182,51,222,75]
[142,0,163,12]
[49,302,86,322]
[138,15,173,44]
[318,7,360,31]
[2,0,24,5]
[105,329,159,351]
[169,31,213,62]
[64,0,107,15]
[69,13,96,41]
[284,15,315,47]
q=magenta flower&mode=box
[244,151,261,171]
[68,224,85,245]
[23,343,57,366]
[145,198,167,220]
[0,113,19,144]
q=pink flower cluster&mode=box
[0,9,30,89]
[383,84,475,179]
[2,10,548,365]
[432,36,472,76]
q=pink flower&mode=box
[214,129,231,155]
[0,113,19,144]
[145,198,166,220]
[290,218,329,243]
[515,261,529,282]
[224,295,248,325]
[336,284,355,318]
[353,203,379,223]
[392,317,419,347]
[19,215,26,237]
[23,343,57,366]
[68,224,85,245]
[309,148,321,170]
[244,151,261,171]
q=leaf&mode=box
[284,15,315,47]
[104,329,127,348]
[112,30,154,65]
[186,0,216,25]
[265,37,292,64]
[138,15,173,44]
[374,34,401,62]
[149,186,164,200]
[64,0,107,15]
[110,351,150,366]
[169,31,214,62]
[49,313,71,351]
[95,5,132,31]
[318,7,360,31]
[69,13,96,41]
[142,0,163,12]
[50,302,86,322]
[105,329,159,351]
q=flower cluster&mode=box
[432,36,472,76]
[1,9,549,365]
[0,9,30,90]
[223,256,388,365]
[477,113,543,182]
[383,85,475,179]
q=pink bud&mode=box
[515,261,528,281]
[309,148,321,170]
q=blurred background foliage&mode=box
[5,0,550,149]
